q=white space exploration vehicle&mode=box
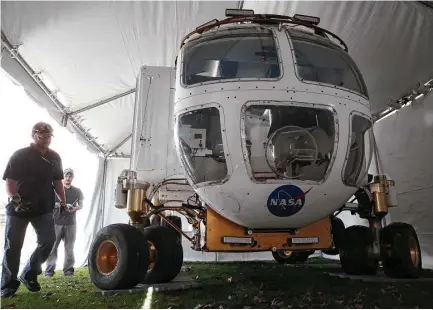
[88,9,422,290]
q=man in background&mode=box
[45,168,84,277]
[1,122,66,298]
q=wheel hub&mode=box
[279,250,292,258]
[96,240,118,275]
[148,241,158,271]
[408,236,420,266]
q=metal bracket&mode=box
[8,44,21,59]
[61,114,68,127]
[32,71,43,83]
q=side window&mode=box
[175,106,228,185]
[182,32,280,85]
[343,114,373,186]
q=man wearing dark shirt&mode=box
[1,122,67,298]
[45,168,84,277]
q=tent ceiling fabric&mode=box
[1,1,432,156]
[1,0,239,155]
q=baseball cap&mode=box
[32,122,54,137]
[64,168,74,176]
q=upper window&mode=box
[342,114,373,187]
[290,36,368,97]
[182,32,280,85]
[242,104,336,182]
[174,106,228,185]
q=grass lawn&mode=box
[2,258,433,309]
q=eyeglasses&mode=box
[35,134,52,139]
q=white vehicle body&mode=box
[171,23,373,229]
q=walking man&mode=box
[45,168,84,277]
[1,122,66,298]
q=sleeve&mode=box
[78,188,84,201]
[2,151,22,181]
[53,153,64,181]
[76,188,84,207]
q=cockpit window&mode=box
[342,114,373,187]
[290,36,368,97]
[182,32,280,85]
[242,104,336,182]
[175,107,228,185]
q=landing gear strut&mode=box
[88,170,186,290]
[340,174,422,278]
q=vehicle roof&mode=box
[184,22,343,52]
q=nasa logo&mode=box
[266,185,312,217]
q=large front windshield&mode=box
[182,31,280,85]
[175,107,228,185]
[242,104,336,182]
[290,35,368,97]
[343,114,373,186]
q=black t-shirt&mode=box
[2,145,63,217]
[53,186,84,225]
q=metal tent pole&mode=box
[107,133,132,156]
[68,89,136,116]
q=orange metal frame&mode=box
[205,207,332,252]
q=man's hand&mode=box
[65,204,75,212]
[59,200,67,214]
[54,180,66,205]
[10,194,31,213]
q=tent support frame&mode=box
[68,88,136,116]
[1,31,107,155]
[106,133,132,158]
[373,77,433,123]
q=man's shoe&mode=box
[18,275,41,292]
[64,272,74,277]
[1,288,17,298]
[44,273,54,278]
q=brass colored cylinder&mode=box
[127,188,148,224]
[370,182,388,216]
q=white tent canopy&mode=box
[1,1,433,265]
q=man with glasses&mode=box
[1,122,66,298]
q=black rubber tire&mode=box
[272,250,311,264]
[381,222,422,279]
[323,217,345,255]
[162,215,183,241]
[88,224,149,290]
[141,226,184,284]
[339,225,378,275]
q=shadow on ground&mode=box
[2,258,433,309]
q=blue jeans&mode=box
[1,210,55,293]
